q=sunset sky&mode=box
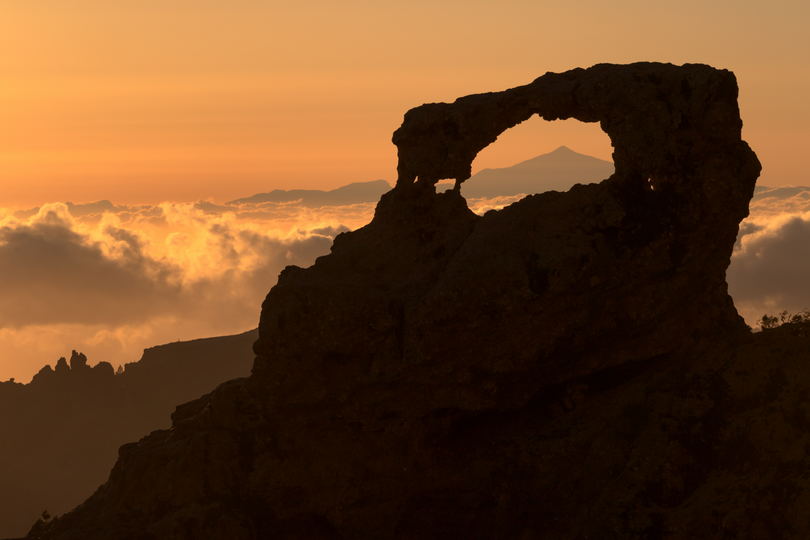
[2,1,808,206]
[3,5,810,536]
[1,1,810,382]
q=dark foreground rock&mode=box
[0,330,256,539]
[29,63,802,539]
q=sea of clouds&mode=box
[0,193,522,382]
[0,186,807,381]
[728,186,810,324]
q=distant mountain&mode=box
[453,146,614,198]
[229,179,391,206]
[232,150,612,207]
[13,200,124,220]
[9,154,616,218]
[0,330,257,539]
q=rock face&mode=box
[28,63,791,539]
[0,330,256,540]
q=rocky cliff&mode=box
[0,330,256,539]
[28,63,810,539]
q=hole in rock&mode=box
[439,117,614,213]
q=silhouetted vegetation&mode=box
[759,310,810,329]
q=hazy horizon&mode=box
[2,2,809,206]
[2,1,809,379]
[2,144,810,383]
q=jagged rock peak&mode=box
[54,357,69,374]
[69,351,88,371]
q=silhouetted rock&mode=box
[31,365,54,383]
[92,362,115,377]
[53,358,69,375]
[0,330,256,539]
[30,63,797,539]
[68,351,87,371]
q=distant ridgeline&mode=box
[231,147,616,206]
[0,330,256,540]
[227,179,392,206]
[12,156,809,224]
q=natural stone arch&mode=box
[392,62,755,202]
[30,63,768,540]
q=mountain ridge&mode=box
[451,144,614,198]
[474,144,611,173]
[227,179,391,206]
[0,330,256,539]
[11,157,806,219]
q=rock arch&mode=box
[28,63,768,540]
[392,62,756,204]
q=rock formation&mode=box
[29,63,810,540]
[0,330,256,539]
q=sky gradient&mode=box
[1,1,810,382]
[2,1,808,206]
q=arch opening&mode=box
[439,117,614,209]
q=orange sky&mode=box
[1,1,808,206]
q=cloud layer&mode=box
[0,199,374,381]
[728,186,810,325]
[0,184,807,381]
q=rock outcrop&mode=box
[29,63,801,540]
[0,330,256,539]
